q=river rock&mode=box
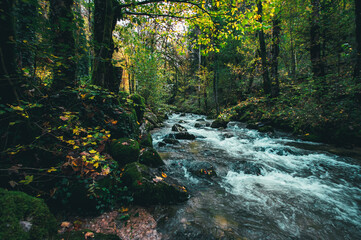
[187,161,217,178]
[196,118,206,122]
[223,133,234,138]
[121,162,189,205]
[247,122,274,133]
[165,132,196,140]
[211,118,229,129]
[163,138,180,145]
[180,113,186,117]
[236,162,263,175]
[172,124,187,132]
[178,120,187,123]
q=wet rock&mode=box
[178,120,187,124]
[122,163,189,205]
[194,123,202,128]
[235,162,263,175]
[211,118,229,129]
[196,118,206,122]
[139,147,165,168]
[139,132,153,147]
[205,122,211,127]
[223,133,234,138]
[158,142,166,147]
[180,113,186,117]
[163,138,180,145]
[187,161,217,178]
[174,132,196,140]
[165,132,196,140]
[247,122,274,133]
[172,124,187,132]
[144,109,163,130]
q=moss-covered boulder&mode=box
[139,132,153,147]
[139,148,165,168]
[129,94,146,121]
[0,188,57,240]
[122,163,189,205]
[110,138,140,166]
[58,230,120,240]
[211,118,229,129]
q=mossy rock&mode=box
[58,230,120,240]
[122,163,189,205]
[139,148,165,168]
[0,188,57,240]
[211,118,229,128]
[110,138,140,166]
[129,94,146,121]
[139,133,153,147]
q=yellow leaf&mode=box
[80,94,87,99]
[161,172,167,178]
[89,149,97,154]
[47,167,57,173]
[87,135,93,138]
[89,96,95,100]
[60,221,71,228]
[84,232,94,239]
[73,145,79,149]
[94,162,99,168]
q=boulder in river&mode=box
[194,123,202,128]
[234,162,263,176]
[178,120,187,124]
[172,124,187,132]
[163,138,180,145]
[246,122,274,133]
[196,118,206,122]
[211,118,229,129]
[121,162,189,205]
[165,132,196,140]
[187,161,217,178]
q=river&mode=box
[150,113,361,240]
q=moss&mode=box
[110,138,140,166]
[122,163,188,205]
[129,94,146,121]
[139,147,164,168]
[0,188,57,240]
[139,133,153,147]
[211,118,229,128]
[58,230,120,240]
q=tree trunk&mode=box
[0,0,18,105]
[257,0,271,95]
[354,0,361,78]
[50,0,76,91]
[92,0,120,92]
[271,16,281,97]
[213,56,220,115]
[310,0,325,78]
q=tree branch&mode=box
[124,11,198,19]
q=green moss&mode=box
[139,147,164,168]
[129,94,146,121]
[122,163,188,205]
[0,188,57,240]
[139,133,153,147]
[110,138,140,166]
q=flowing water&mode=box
[150,113,361,240]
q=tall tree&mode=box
[0,0,18,104]
[92,0,120,92]
[257,0,271,95]
[50,0,76,91]
[271,15,281,97]
[355,0,361,78]
[310,0,325,77]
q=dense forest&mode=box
[0,0,361,239]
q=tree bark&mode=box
[354,0,361,78]
[271,16,281,97]
[92,0,120,92]
[213,56,220,115]
[257,0,271,95]
[310,0,325,78]
[0,0,18,105]
[50,0,76,91]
